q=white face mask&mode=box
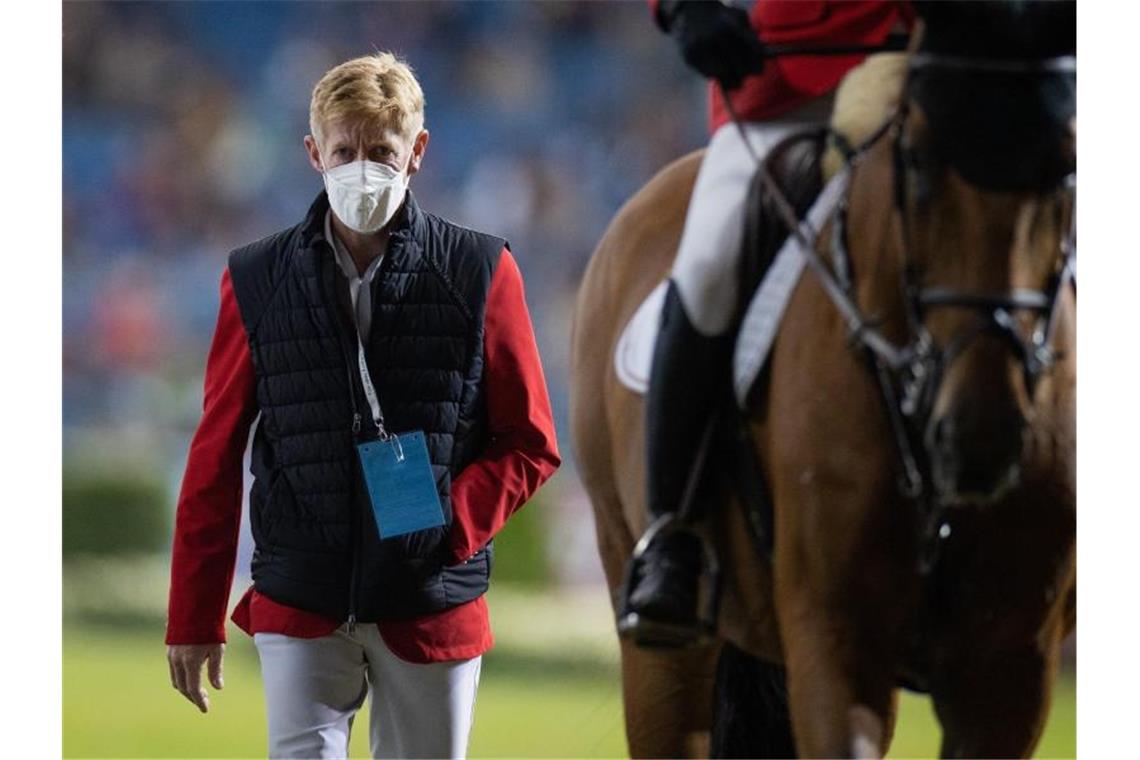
[322,158,409,234]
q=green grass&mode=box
[63,621,627,758]
[63,584,1074,758]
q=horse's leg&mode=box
[881,688,900,754]
[924,476,1074,758]
[772,486,911,758]
[620,640,722,759]
[595,501,722,758]
[925,536,1072,758]
[777,600,897,758]
[930,634,1062,758]
[584,467,721,759]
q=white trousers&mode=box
[671,93,835,336]
[253,624,482,759]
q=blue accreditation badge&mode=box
[356,430,445,539]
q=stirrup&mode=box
[616,513,722,648]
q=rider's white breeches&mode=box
[671,93,835,336]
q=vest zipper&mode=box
[317,243,365,634]
[339,317,366,637]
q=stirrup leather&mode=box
[616,513,722,647]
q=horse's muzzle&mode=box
[926,409,1026,506]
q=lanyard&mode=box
[354,329,388,440]
[327,215,389,441]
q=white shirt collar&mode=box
[324,209,384,282]
[325,209,386,343]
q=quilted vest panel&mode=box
[228,191,506,620]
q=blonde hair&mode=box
[309,52,425,145]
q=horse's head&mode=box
[909,0,1076,192]
[894,1,1075,505]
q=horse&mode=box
[569,2,1076,757]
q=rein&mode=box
[763,35,910,59]
[719,46,1077,572]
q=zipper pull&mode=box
[347,613,357,635]
[351,413,361,434]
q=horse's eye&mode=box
[903,144,940,208]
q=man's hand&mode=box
[662,1,766,90]
[167,643,225,713]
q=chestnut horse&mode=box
[570,4,1075,757]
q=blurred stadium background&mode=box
[61,2,1074,757]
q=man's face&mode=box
[304,116,428,177]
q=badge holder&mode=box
[352,335,445,539]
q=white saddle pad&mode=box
[614,280,668,395]
[732,169,850,405]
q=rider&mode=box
[624,0,913,646]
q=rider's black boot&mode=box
[618,279,733,647]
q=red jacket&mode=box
[166,247,560,663]
[650,0,912,132]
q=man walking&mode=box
[165,52,561,759]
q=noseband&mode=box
[721,47,1076,572]
[886,104,1076,445]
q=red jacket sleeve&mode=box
[165,267,259,644]
[447,249,561,563]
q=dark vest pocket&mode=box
[390,523,449,565]
[250,471,285,543]
[439,548,491,608]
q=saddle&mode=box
[615,54,909,558]
[612,131,826,398]
[612,130,827,559]
[616,53,909,395]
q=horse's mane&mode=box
[822,53,908,180]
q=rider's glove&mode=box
[658,1,766,90]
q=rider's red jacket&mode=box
[649,0,914,132]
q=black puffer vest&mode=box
[227,190,506,621]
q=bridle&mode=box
[721,44,1076,572]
